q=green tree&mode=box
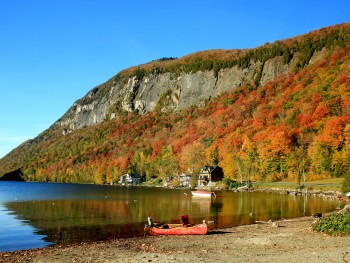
[190,167,201,188]
[287,146,309,188]
[342,170,350,194]
[24,167,35,181]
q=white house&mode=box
[119,173,142,185]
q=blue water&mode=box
[0,181,113,252]
[0,181,343,252]
[0,205,50,251]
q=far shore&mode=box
[166,178,345,201]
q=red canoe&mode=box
[144,215,208,236]
[144,223,208,235]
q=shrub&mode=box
[223,178,240,189]
[152,178,163,186]
[312,212,350,236]
[223,178,251,189]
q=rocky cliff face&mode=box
[54,51,313,133]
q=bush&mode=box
[223,178,251,190]
[152,178,163,186]
[223,178,240,189]
[312,212,350,236]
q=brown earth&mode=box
[1,216,350,263]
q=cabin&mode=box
[197,165,224,187]
[119,173,142,185]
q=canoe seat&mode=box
[181,215,193,226]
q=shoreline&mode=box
[1,215,350,262]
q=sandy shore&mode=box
[1,216,350,263]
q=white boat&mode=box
[191,190,217,198]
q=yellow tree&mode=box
[308,139,332,177]
[153,146,179,181]
[256,125,291,179]
[240,135,260,181]
[94,167,106,185]
[331,122,350,177]
[180,142,208,188]
[179,141,206,173]
[106,164,121,185]
[220,151,237,180]
[221,150,247,183]
[133,151,146,178]
[205,144,220,166]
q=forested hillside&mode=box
[1,23,350,185]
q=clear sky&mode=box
[0,0,349,158]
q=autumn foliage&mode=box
[1,24,350,185]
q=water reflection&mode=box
[0,203,52,252]
[0,182,344,252]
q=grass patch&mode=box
[253,178,343,191]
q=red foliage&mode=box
[337,75,350,86]
[319,116,350,149]
[252,118,265,131]
[311,103,330,121]
[312,93,322,106]
[342,97,350,115]
[151,140,166,159]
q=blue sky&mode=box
[0,0,349,158]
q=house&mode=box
[178,173,192,187]
[197,165,224,187]
[119,173,142,185]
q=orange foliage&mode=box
[319,117,350,149]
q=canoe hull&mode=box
[144,223,208,236]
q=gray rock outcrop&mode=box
[53,51,318,132]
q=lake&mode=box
[0,181,342,252]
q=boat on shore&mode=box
[144,215,208,236]
[191,190,217,198]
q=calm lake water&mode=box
[0,181,343,252]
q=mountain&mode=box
[1,23,350,184]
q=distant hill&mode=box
[1,22,350,184]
